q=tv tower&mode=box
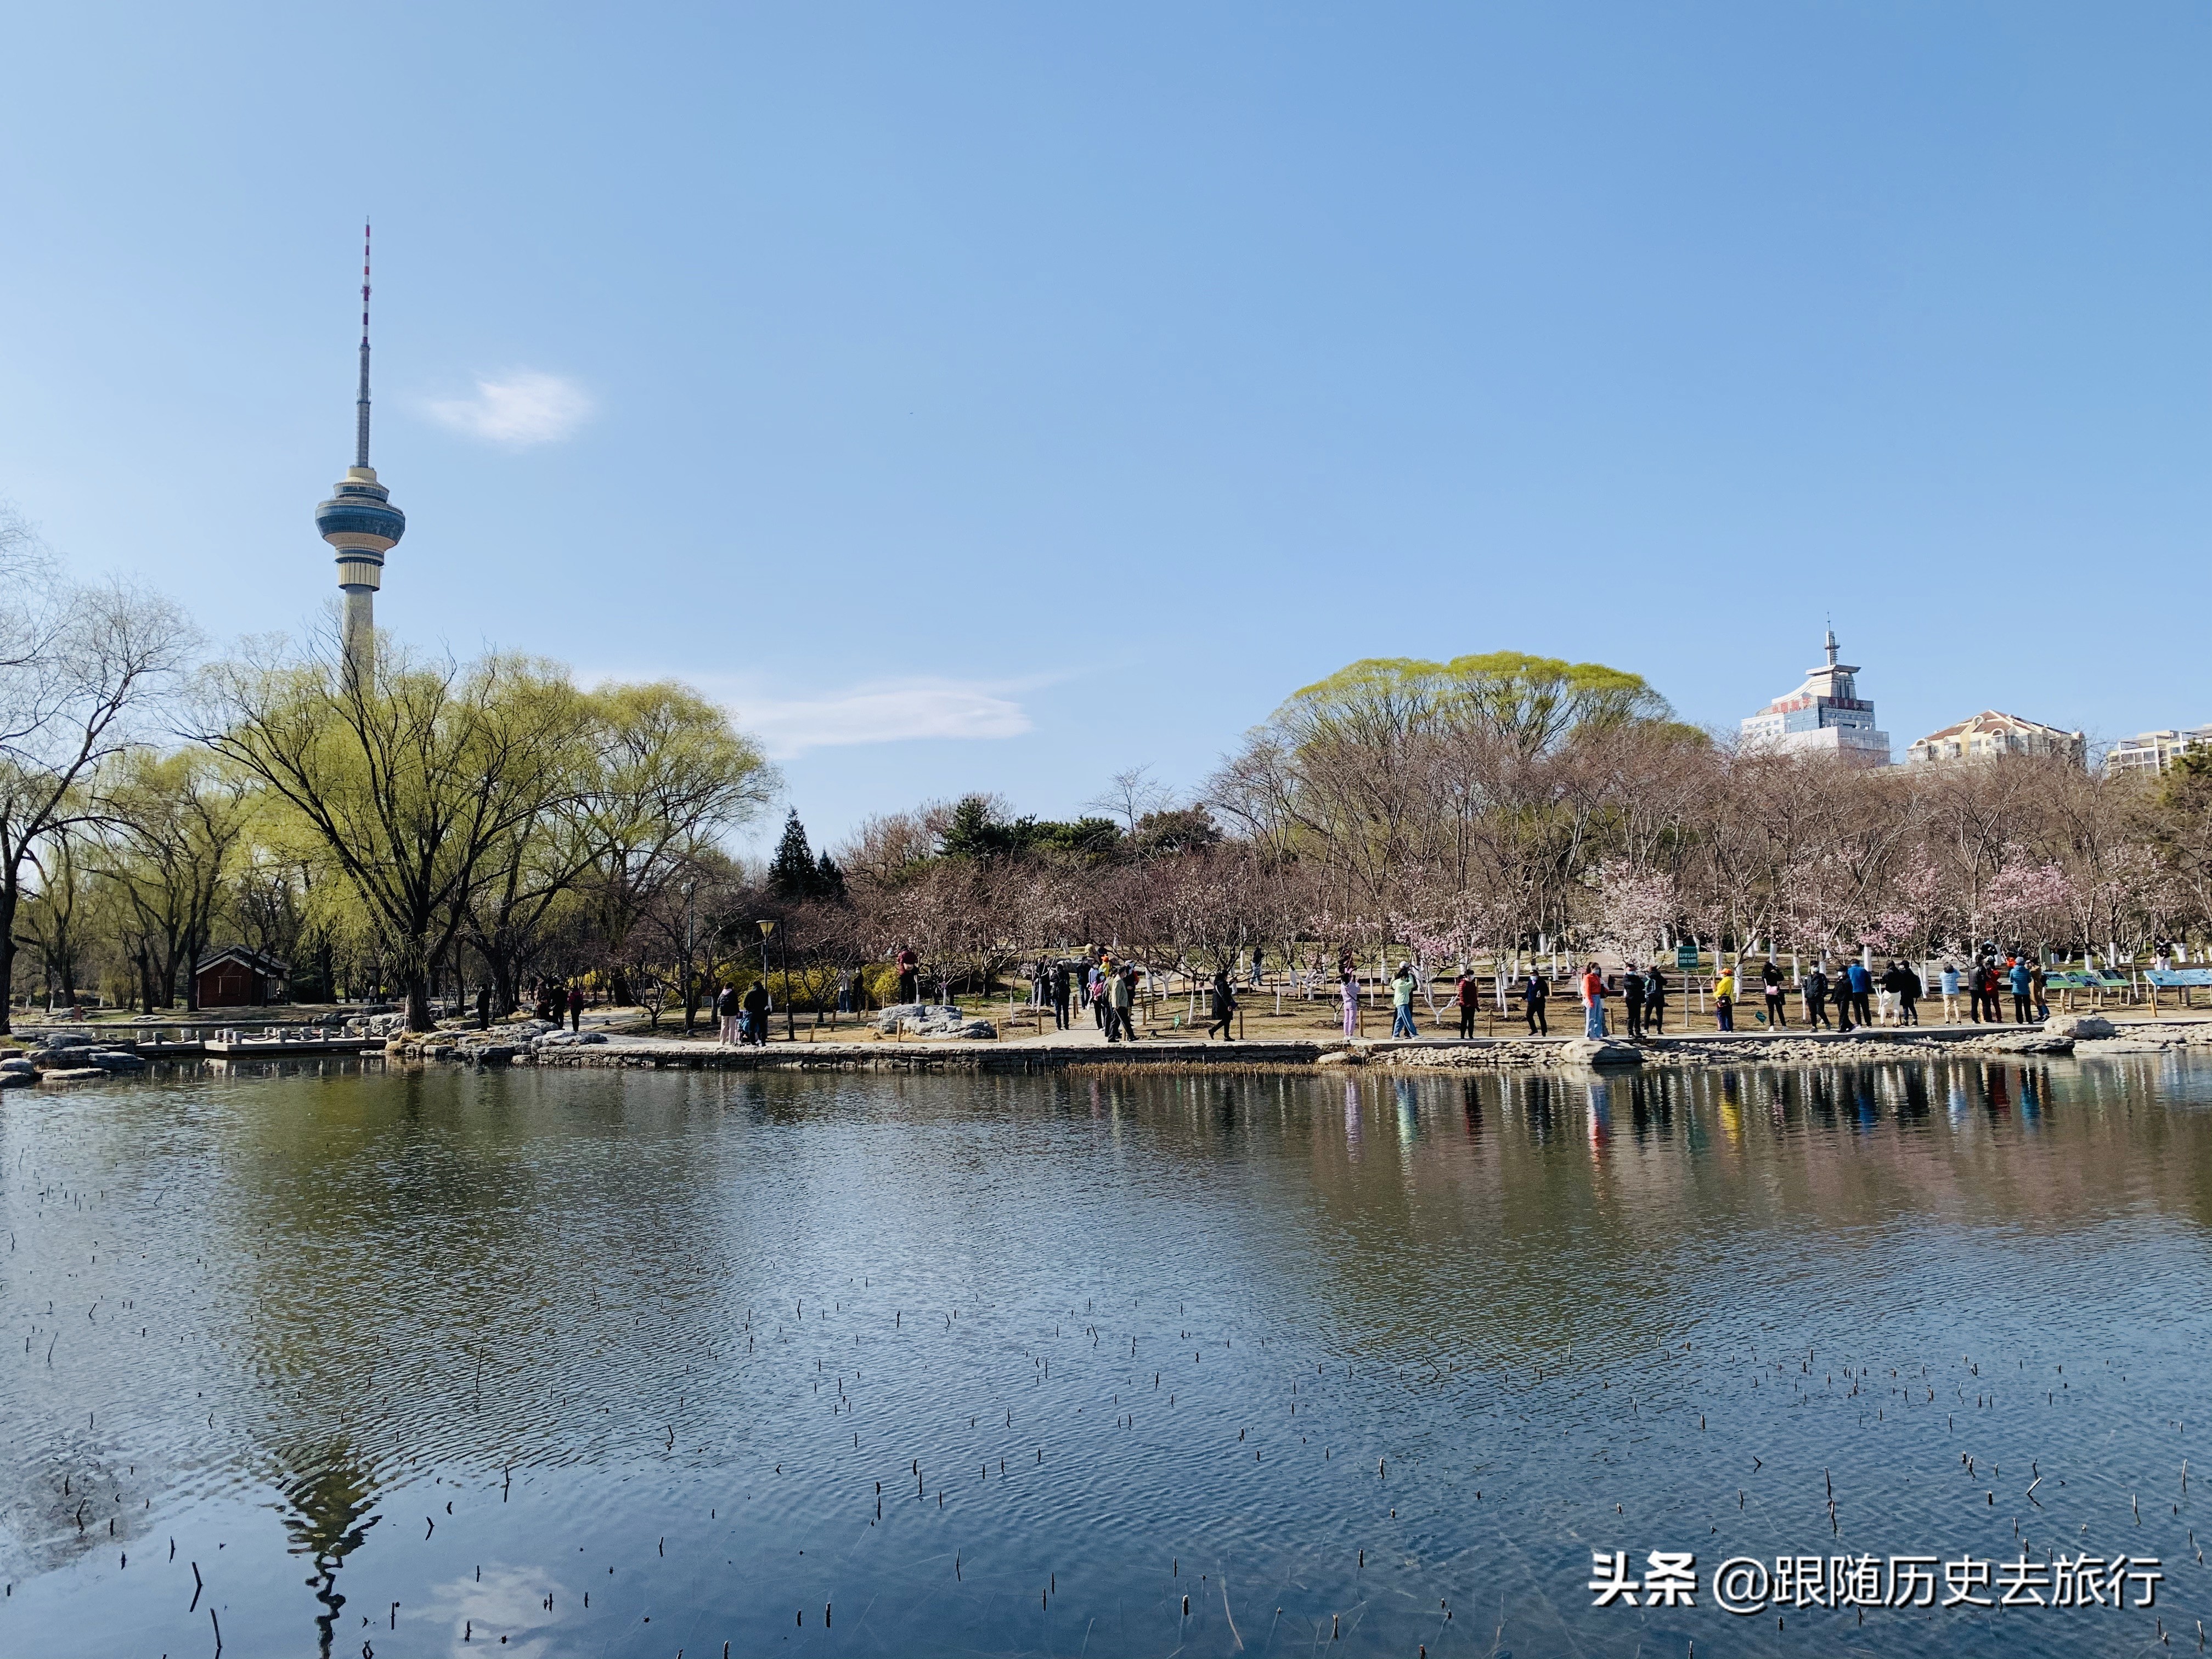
[315,223,405,680]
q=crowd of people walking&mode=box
[676,941,2070,1050]
[1561,952,2050,1040]
[1022,951,1158,1042]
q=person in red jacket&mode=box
[1581,963,1607,1039]
[1454,968,1480,1039]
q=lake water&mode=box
[3,1053,2208,1657]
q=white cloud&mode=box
[736,680,1034,757]
[421,1564,561,1657]
[425,371,594,447]
[579,672,1042,758]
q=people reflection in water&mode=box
[1522,1075,1557,1144]
[1587,1077,1612,1150]
[1900,1067,1931,1120]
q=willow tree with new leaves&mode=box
[1210,650,1690,957]
[91,747,252,1010]
[582,681,778,1005]
[13,827,94,1011]
[457,702,606,1014]
[227,789,367,1003]
[194,635,598,1031]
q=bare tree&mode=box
[1087,766,1171,837]
[0,518,195,1031]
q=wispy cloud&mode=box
[735,680,1034,757]
[580,672,1042,758]
[425,371,594,447]
[422,1565,561,1658]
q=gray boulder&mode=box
[1559,1038,1645,1068]
[2076,1036,2171,1054]
[876,1003,994,1039]
[2042,1013,2115,1040]
[874,1002,950,1031]
[0,1070,34,1088]
[81,1051,146,1071]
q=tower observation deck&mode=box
[315,224,404,679]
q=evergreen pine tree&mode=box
[815,849,848,903]
[768,809,819,900]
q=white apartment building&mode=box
[2107,724,2212,776]
[1906,710,2086,768]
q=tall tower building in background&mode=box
[1739,629,1891,765]
[315,224,405,680]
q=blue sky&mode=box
[3,3,2205,857]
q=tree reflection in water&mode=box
[2,1053,2208,1659]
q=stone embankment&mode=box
[388,1025,1321,1073]
[371,1009,2212,1076]
[10,1011,2208,1084]
[1370,1014,2212,1070]
[1,1031,150,1086]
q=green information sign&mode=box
[1675,945,1701,971]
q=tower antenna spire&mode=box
[356,220,373,467]
[320,221,404,684]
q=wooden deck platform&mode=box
[203,1029,377,1058]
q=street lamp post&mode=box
[757,919,777,1043]
[681,880,697,1036]
[779,925,795,1041]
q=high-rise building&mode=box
[1739,630,1891,765]
[1905,710,2086,768]
[2106,724,2212,776]
[314,225,405,681]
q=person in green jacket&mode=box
[1390,964,1419,1038]
[1108,965,1139,1042]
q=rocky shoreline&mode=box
[12,1012,2207,1086]
[370,1012,2212,1076]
